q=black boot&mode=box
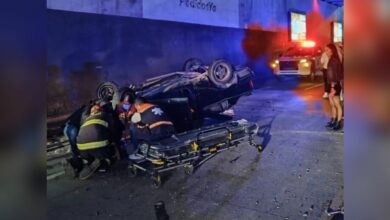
[65,157,84,178]
[326,118,336,128]
[98,158,112,173]
[333,121,342,131]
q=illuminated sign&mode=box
[333,22,343,43]
[290,11,307,41]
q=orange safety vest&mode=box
[136,103,173,131]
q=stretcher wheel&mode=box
[128,165,138,178]
[152,174,162,189]
[257,144,263,153]
[184,164,194,175]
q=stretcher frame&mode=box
[127,123,263,188]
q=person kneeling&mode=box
[127,97,175,161]
[76,103,116,180]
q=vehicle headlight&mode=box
[303,62,310,67]
[271,60,279,68]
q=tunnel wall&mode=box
[47,0,343,117]
[47,0,343,29]
[47,10,276,116]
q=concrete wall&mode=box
[47,0,143,18]
[47,10,276,116]
[47,0,343,29]
[47,0,343,116]
[142,0,240,28]
[47,0,240,28]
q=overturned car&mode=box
[99,59,255,132]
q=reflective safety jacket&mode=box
[77,111,111,151]
[116,102,136,123]
[136,103,174,138]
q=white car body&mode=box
[270,43,323,77]
[272,56,313,76]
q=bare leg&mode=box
[329,96,337,119]
[333,96,343,122]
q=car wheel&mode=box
[127,164,138,178]
[97,81,118,101]
[183,164,195,175]
[208,59,237,89]
[151,174,162,189]
[183,58,203,72]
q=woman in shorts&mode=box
[325,44,343,131]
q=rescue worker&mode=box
[64,100,96,176]
[115,91,136,158]
[115,91,136,128]
[63,104,89,157]
[100,95,124,145]
[76,102,116,180]
[128,97,175,160]
[96,93,125,160]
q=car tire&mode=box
[183,58,203,72]
[208,59,237,89]
[97,81,118,101]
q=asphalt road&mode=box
[47,76,343,220]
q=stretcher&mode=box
[127,119,263,188]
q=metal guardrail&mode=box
[47,136,71,180]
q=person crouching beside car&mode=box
[115,92,136,136]
[76,103,116,180]
[127,97,175,161]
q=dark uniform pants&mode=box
[79,145,114,164]
[127,124,173,155]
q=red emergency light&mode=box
[301,40,316,48]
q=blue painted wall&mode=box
[47,0,343,116]
[47,0,343,29]
[47,10,276,115]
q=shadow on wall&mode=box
[47,65,68,117]
[241,23,283,87]
[47,62,103,117]
[242,24,275,61]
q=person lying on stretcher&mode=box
[127,97,175,161]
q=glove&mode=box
[131,112,142,123]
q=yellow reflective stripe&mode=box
[150,159,165,165]
[209,147,217,153]
[227,132,232,140]
[77,140,109,150]
[149,121,173,129]
[191,142,199,151]
[81,119,108,128]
